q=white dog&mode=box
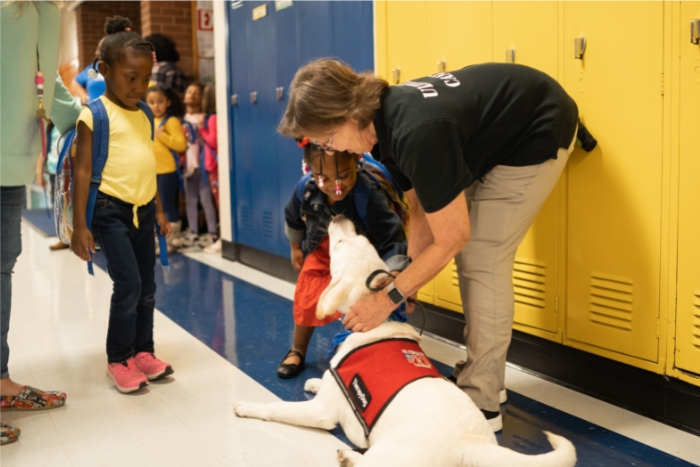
[234,216,576,467]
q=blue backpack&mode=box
[54,99,169,275]
[294,153,410,232]
[182,119,211,185]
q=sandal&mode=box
[0,386,66,411]
[276,349,306,379]
[0,423,20,445]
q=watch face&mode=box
[388,287,404,304]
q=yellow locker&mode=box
[417,280,435,304]
[674,2,700,375]
[493,2,558,77]
[563,2,664,362]
[435,259,463,313]
[493,2,561,337]
[427,1,493,74]
[385,1,429,83]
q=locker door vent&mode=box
[589,273,633,330]
[262,211,275,238]
[450,261,459,288]
[513,260,546,309]
[240,206,253,232]
[692,291,700,349]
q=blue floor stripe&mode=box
[22,208,56,237]
[92,252,696,466]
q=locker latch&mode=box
[692,19,700,44]
[276,87,284,100]
[231,94,238,106]
[505,49,516,64]
[392,68,401,84]
[250,92,258,104]
[436,60,446,73]
[574,37,587,59]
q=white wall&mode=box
[213,0,232,242]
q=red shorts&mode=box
[293,236,341,327]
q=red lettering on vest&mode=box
[331,338,442,437]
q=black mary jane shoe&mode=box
[276,349,306,379]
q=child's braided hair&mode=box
[92,16,154,73]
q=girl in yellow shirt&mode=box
[145,84,187,246]
[70,17,173,394]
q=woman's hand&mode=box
[155,126,165,139]
[291,247,304,271]
[343,290,395,332]
[155,211,171,238]
[70,226,95,262]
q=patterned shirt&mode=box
[151,61,189,96]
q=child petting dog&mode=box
[278,142,409,379]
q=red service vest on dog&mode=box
[331,338,441,437]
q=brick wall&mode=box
[140,1,195,80]
[76,1,142,70]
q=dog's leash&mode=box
[326,269,428,358]
[365,269,427,336]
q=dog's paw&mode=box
[337,449,362,467]
[233,401,265,420]
[304,378,323,394]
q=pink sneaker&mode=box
[106,358,148,393]
[134,352,174,381]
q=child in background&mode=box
[145,84,187,251]
[197,83,221,254]
[176,83,218,249]
[278,143,408,379]
[70,16,174,393]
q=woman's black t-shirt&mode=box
[371,63,579,213]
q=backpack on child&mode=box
[54,99,169,275]
[159,113,185,193]
[294,153,410,233]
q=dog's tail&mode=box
[461,431,576,467]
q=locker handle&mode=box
[574,37,587,59]
[505,49,516,64]
[231,94,238,106]
[392,68,401,84]
[692,19,700,44]
[250,92,258,104]
[276,87,284,100]
[437,60,446,73]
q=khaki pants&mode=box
[453,135,576,412]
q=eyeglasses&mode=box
[310,125,339,153]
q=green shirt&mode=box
[0,1,82,186]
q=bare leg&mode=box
[0,378,24,396]
[338,450,364,467]
[283,324,315,365]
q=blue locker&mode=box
[228,3,254,248]
[227,1,374,258]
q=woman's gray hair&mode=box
[278,59,388,139]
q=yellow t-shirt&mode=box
[154,115,187,174]
[77,96,156,227]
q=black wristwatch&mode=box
[386,283,406,305]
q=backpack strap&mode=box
[84,100,110,275]
[295,173,312,201]
[137,101,169,271]
[353,172,372,233]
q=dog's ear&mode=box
[316,279,347,320]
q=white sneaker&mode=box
[481,410,503,432]
[172,230,199,249]
[203,238,222,254]
[198,233,217,249]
